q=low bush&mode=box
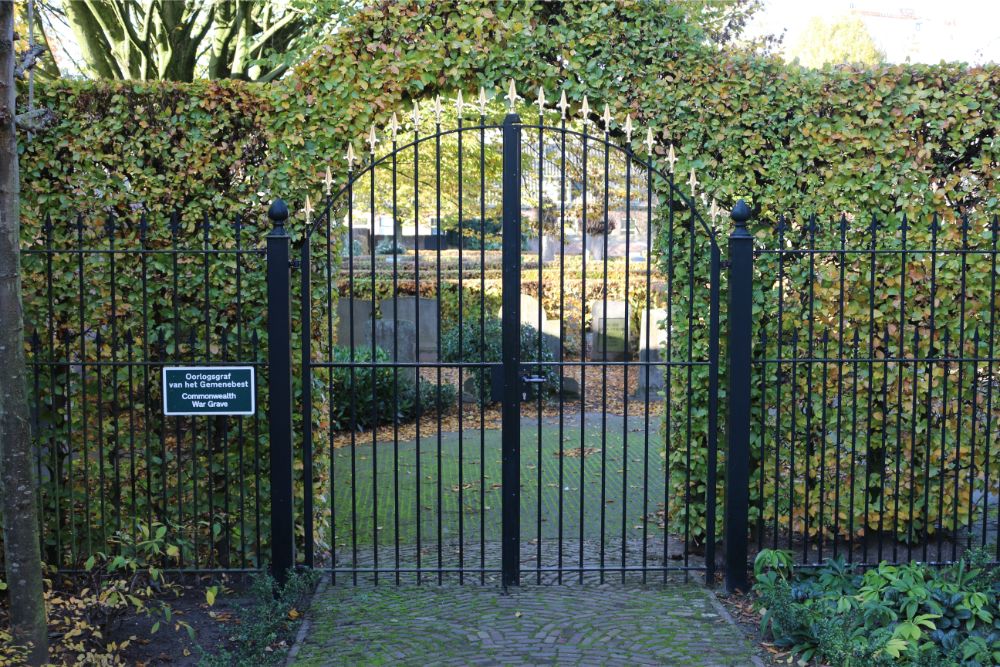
[198,569,319,667]
[328,345,455,431]
[1,522,193,665]
[440,315,558,402]
[752,548,1000,665]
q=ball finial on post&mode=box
[268,199,290,229]
[730,199,751,228]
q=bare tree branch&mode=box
[14,43,46,79]
[14,107,57,132]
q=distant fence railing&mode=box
[20,212,270,571]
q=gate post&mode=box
[266,199,295,585]
[501,112,522,589]
[725,200,753,593]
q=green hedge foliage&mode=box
[17,0,1000,566]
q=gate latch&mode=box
[521,374,546,401]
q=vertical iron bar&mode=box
[622,146,633,583]
[953,216,969,560]
[600,126,610,584]
[983,219,997,555]
[479,110,487,585]
[724,201,753,593]
[558,113,567,584]
[923,216,939,562]
[848,329,860,563]
[579,128,588,584]
[501,112,522,589]
[802,216,816,565]
[300,237,314,568]
[772,217,785,551]
[413,112,422,585]
[457,113,465,584]
[833,216,847,559]
[706,240,720,585]
[641,154,652,583]
[391,135,401,586]
[892,215,909,562]
[862,216,877,561]
[662,169,675,583]
[435,120,443,585]
[818,331,830,562]
[266,199,295,585]
[537,115,544,585]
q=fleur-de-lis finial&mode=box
[478,86,488,114]
[324,165,334,194]
[304,195,314,224]
[411,101,420,126]
[456,89,464,115]
[389,112,399,140]
[433,95,442,123]
[368,125,378,153]
[666,144,678,174]
[505,78,518,113]
[345,143,356,169]
[709,199,721,223]
[687,168,699,197]
[558,90,570,119]
[644,127,655,153]
[602,104,611,131]
[536,86,546,115]
[580,95,590,122]
[624,115,633,143]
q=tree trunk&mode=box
[0,3,48,664]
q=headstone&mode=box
[497,294,562,359]
[374,318,417,384]
[563,232,583,255]
[590,300,630,361]
[381,297,438,361]
[606,231,629,258]
[634,307,668,398]
[336,298,374,349]
[340,228,370,256]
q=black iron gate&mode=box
[276,95,722,587]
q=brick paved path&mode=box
[289,583,757,666]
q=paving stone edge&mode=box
[706,588,765,667]
[284,577,328,666]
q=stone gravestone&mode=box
[634,307,668,399]
[374,318,417,384]
[562,231,583,256]
[497,294,561,359]
[382,297,438,361]
[335,298,374,350]
[589,300,631,361]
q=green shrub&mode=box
[439,315,558,403]
[753,547,1000,665]
[328,345,455,431]
[198,569,319,667]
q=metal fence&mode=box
[746,213,1000,572]
[19,121,1000,590]
[21,212,269,571]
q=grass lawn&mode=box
[325,413,669,554]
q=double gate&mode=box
[27,92,1000,591]
[272,107,724,587]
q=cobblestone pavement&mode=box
[290,582,757,666]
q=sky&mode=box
[744,0,1000,65]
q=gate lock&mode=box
[488,365,546,402]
